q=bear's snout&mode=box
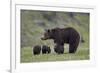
[41,37,46,40]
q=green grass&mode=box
[21,44,89,63]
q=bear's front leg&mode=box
[54,44,64,54]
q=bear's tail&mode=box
[80,36,85,43]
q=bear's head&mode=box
[41,28,59,40]
[41,29,51,40]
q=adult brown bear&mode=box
[41,27,80,53]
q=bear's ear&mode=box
[45,29,50,33]
[47,29,50,33]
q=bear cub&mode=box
[33,45,41,55]
[42,45,51,54]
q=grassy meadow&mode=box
[20,10,90,63]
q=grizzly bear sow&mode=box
[41,27,80,53]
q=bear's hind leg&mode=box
[69,44,76,53]
[69,40,79,53]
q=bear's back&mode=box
[60,27,80,42]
